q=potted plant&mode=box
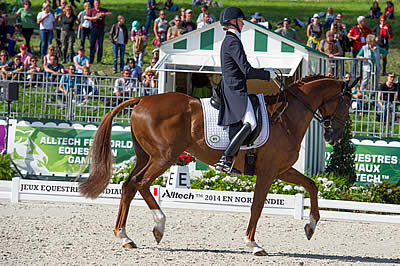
[167,152,196,189]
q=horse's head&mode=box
[318,77,359,145]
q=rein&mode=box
[274,72,351,129]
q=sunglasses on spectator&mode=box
[31,59,37,62]
[0,54,7,57]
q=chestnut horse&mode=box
[80,75,355,256]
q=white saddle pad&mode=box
[200,94,270,150]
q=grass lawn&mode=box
[5,0,400,78]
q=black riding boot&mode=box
[215,122,252,174]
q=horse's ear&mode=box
[348,77,361,90]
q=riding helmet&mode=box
[219,6,245,26]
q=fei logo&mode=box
[209,135,220,143]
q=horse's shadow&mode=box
[158,248,400,264]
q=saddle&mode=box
[210,86,263,146]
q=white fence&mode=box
[0,178,399,224]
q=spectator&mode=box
[331,18,349,52]
[73,46,90,74]
[26,56,42,85]
[44,54,65,82]
[5,24,22,56]
[131,20,147,69]
[18,43,32,65]
[77,2,92,48]
[196,4,216,24]
[192,0,201,6]
[113,68,136,104]
[197,13,212,29]
[152,47,159,61]
[275,18,297,40]
[250,12,271,29]
[1,55,24,80]
[126,58,141,79]
[357,34,388,91]
[164,0,178,11]
[307,14,324,49]
[167,15,186,39]
[37,2,55,60]
[324,7,336,28]
[54,0,66,51]
[179,8,186,23]
[336,13,346,29]
[145,0,162,34]
[110,15,128,74]
[0,17,7,51]
[142,57,158,89]
[318,31,343,57]
[0,50,9,68]
[15,0,34,53]
[60,5,79,63]
[374,15,392,75]
[153,10,169,45]
[384,1,395,19]
[79,66,97,103]
[351,84,364,117]
[57,64,79,103]
[182,9,196,32]
[86,0,112,64]
[348,16,372,76]
[367,1,382,19]
[43,45,55,67]
[377,72,397,121]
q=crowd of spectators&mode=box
[0,0,398,111]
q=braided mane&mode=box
[288,74,337,90]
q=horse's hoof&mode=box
[304,223,315,240]
[153,227,163,244]
[253,248,268,256]
[122,241,137,249]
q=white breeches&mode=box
[242,97,257,131]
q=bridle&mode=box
[273,71,352,130]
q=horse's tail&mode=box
[79,97,142,199]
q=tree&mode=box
[326,115,356,186]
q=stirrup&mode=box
[215,156,241,175]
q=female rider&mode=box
[215,6,276,174]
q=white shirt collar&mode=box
[227,28,241,39]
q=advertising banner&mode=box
[326,138,400,186]
[160,187,295,209]
[7,120,135,178]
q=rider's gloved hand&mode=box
[264,68,277,80]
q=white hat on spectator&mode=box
[313,13,319,18]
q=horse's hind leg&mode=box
[136,159,174,244]
[114,135,149,248]
[277,167,320,240]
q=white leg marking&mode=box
[151,209,166,235]
[310,213,317,231]
[244,236,265,255]
[116,227,135,246]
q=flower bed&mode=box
[111,161,399,205]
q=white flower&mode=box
[204,185,209,189]
[387,189,393,193]
[294,186,305,192]
[283,185,293,191]
[233,188,238,191]
[317,177,323,182]
[334,188,340,192]
[350,186,358,190]
[326,180,334,187]
[322,178,328,183]
[226,186,231,190]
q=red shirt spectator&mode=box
[87,6,110,28]
[347,16,372,52]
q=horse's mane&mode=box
[288,74,337,90]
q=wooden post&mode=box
[294,193,304,220]
[11,177,20,203]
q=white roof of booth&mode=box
[155,21,327,76]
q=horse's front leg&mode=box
[277,167,320,240]
[244,174,274,256]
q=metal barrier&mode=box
[328,57,376,91]
[0,71,158,123]
[351,90,399,138]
